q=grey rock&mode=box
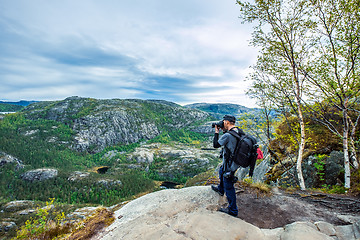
[335,225,356,240]
[128,148,154,164]
[353,220,360,239]
[3,200,35,212]
[16,209,36,215]
[0,221,16,232]
[281,222,333,240]
[67,206,101,221]
[190,122,214,134]
[97,179,122,188]
[274,151,345,188]
[325,151,344,186]
[96,186,265,240]
[68,171,90,181]
[261,227,284,240]
[252,156,271,182]
[337,215,360,224]
[235,155,271,182]
[0,152,24,169]
[315,221,337,236]
[21,168,58,182]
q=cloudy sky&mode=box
[0,0,258,107]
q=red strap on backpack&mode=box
[256,148,264,159]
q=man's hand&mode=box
[215,125,220,133]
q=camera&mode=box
[223,171,232,178]
[211,120,224,128]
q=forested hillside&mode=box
[0,97,216,207]
[0,103,24,112]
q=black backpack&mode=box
[228,129,258,177]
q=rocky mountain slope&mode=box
[22,96,211,153]
[0,97,219,211]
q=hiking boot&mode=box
[211,185,224,196]
[218,207,237,217]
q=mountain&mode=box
[184,103,261,119]
[0,96,217,209]
[0,100,38,106]
[21,96,211,153]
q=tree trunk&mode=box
[348,116,359,169]
[297,105,306,190]
[295,76,306,190]
[343,110,351,189]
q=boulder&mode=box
[67,207,100,220]
[127,143,218,180]
[280,222,333,240]
[315,221,337,236]
[97,179,122,188]
[128,148,154,164]
[0,221,16,232]
[94,186,265,240]
[3,200,35,212]
[335,225,357,240]
[21,168,58,182]
[16,209,36,215]
[68,171,90,181]
[325,151,344,186]
[0,152,24,169]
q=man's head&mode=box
[223,115,236,130]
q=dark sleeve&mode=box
[213,133,221,148]
[249,157,256,177]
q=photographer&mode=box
[211,115,244,217]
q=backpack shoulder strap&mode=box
[228,128,244,140]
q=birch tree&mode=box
[304,0,360,188]
[238,0,315,190]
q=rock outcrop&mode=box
[126,143,219,180]
[2,200,35,212]
[92,186,360,240]
[67,171,90,181]
[21,168,58,182]
[270,151,346,188]
[0,221,16,232]
[94,186,264,240]
[0,152,24,169]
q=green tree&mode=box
[303,0,360,188]
[238,0,316,190]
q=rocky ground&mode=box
[228,183,360,229]
[90,186,360,240]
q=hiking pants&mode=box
[218,165,238,216]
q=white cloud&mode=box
[0,0,259,107]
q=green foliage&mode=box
[0,113,84,169]
[91,143,140,166]
[350,168,360,195]
[325,185,347,194]
[0,103,23,112]
[269,114,342,161]
[13,198,68,240]
[313,154,327,182]
[1,167,155,206]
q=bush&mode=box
[13,198,69,240]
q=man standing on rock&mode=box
[211,115,244,217]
